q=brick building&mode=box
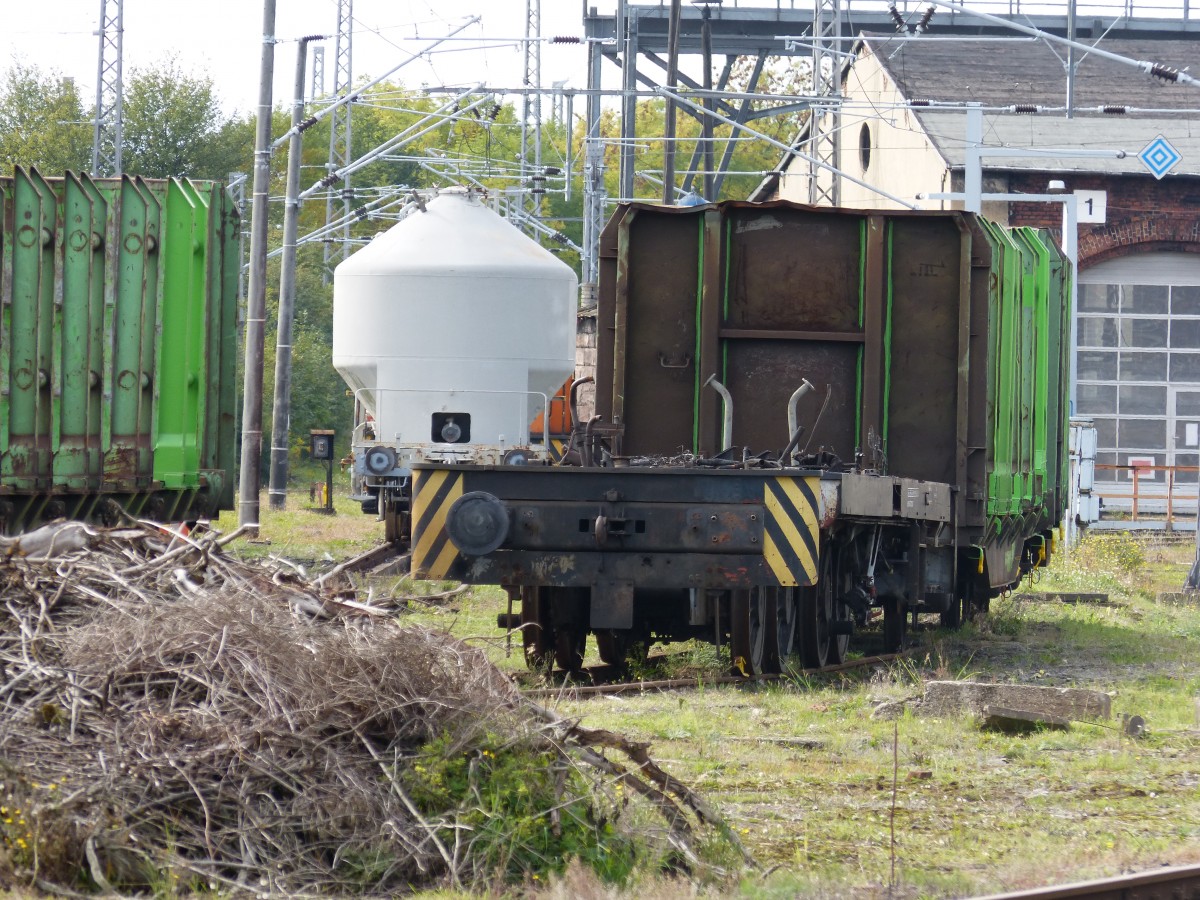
[758,33,1200,501]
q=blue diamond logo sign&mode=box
[1139,135,1182,180]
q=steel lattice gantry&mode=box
[91,0,124,176]
[579,1,1182,284]
[521,0,545,225]
[310,45,326,105]
[324,0,354,278]
[808,0,842,206]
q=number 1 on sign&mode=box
[1075,190,1106,224]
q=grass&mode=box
[212,481,381,564]
[216,515,1200,897]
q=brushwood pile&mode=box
[0,522,739,894]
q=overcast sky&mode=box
[2,1,614,114]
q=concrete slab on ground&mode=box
[920,681,1111,721]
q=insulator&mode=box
[909,99,931,107]
[354,206,369,222]
[916,6,936,32]
[1012,104,1039,114]
[551,231,569,245]
[888,4,907,31]
[543,166,563,176]
[1102,105,1128,115]
[297,116,319,133]
[1150,63,1180,82]
[489,104,502,121]
[317,174,340,189]
[551,35,582,44]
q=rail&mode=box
[976,861,1200,899]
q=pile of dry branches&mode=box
[0,522,746,895]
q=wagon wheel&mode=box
[730,588,779,676]
[595,629,648,670]
[519,587,555,672]
[772,586,798,664]
[547,587,589,673]
[554,625,587,673]
[800,549,848,668]
[940,594,964,630]
[882,596,907,653]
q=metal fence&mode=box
[1092,463,1200,530]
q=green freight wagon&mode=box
[0,167,239,534]
[407,200,1071,674]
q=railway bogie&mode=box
[409,199,1070,672]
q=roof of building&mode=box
[859,33,1200,176]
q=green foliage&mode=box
[0,63,91,174]
[1039,533,1148,597]
[0,60,253,180]
[404,732,640,885]
[120,63,253,179]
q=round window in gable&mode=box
[859,123,872,172]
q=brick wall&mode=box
[1003,171,1200,269]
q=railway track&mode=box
[977,862,1200,899]
[521,651,909,698]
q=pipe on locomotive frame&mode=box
[704,373,733,451]
[786,379,815,447]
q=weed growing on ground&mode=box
[403,731,646,886]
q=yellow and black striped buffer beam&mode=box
[763,476,821,587]
[411,469,464,579]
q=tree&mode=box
[0,62,91,175]
[121,63,253,179]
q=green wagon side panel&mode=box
[107,177,160,488]
[56,173,107,490]
[153,179,208,489]
[5,168,58,491]
[1013,228,1052,510]
[0,168,239,533]
[1041,229,1072,521]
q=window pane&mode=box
[1176,392,1200,416]
[1176,452,1199,484]
[1119,419,1166,450]
[1078,351,1117,380]
[1094,451,1118,481]
[1120,352,1167,381]
[1170,353,1200,381]
[1173,286,1200,316]
[1119,384,1166,416]
[1124,318,1167,348]
[1172,319,1200,349]
[1174,420,1200,449]
[1122,284,1168,315]
[1078,316,1118,348]
[1077,383,1117,414]
[1093,417,1117,448]
[1079,283,1119,313]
